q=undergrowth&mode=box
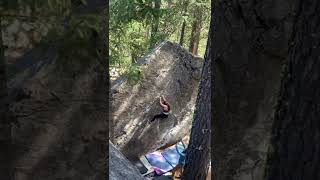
[124,64,143,85]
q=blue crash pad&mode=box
[145,141,186,175]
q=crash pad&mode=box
[145,141,186,175]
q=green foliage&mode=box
[125,64,143,85]
[0,0,88,13]
[109,0,170,69]
[110,0,211,81]
[1,0,104,57]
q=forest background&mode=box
[109,0,211,79]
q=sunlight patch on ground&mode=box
[121,116,141,143]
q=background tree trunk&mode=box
[182,18,212,180]
[167,0,173,7]
[264,0,320,179]
[0,15,13,180]
[150,0,161,48]
[179,21,186,46]
[179,0,189,46]
[212,0,295,179]
[189,8,202,55]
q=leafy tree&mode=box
[109,0,211,78]
[188,0,209,55]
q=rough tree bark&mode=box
[182,18,212,180]
[264,0,320,179]
[212,0,295,179]
[103,5,109,178]
[0,15,13,180]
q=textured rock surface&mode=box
[109,141,145,180]
[111,41,203,162]
[212,0,296,179]
[8,45,106,180]
[2,3,108,180]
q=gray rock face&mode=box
[8,45,106,180]
[109,141,145,180]
[111,41,203,161]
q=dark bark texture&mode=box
[212,0,296,179]
[264,0,320,179]
[104,5,109,178]
[0,15,13,180]
[183,22,212,180]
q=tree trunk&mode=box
[179,20,186,46]
[264,1,320,179]
[167,0,173,7]
[131,53,137,64]
[182,18,212,180]
[212,0,295,180]
[179,0,189,46]
[0,15,13,180]
[189,8,202,55]
[150,0,161,48]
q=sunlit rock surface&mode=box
[111,41,203,161]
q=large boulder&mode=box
[109,141,145,180]
[111,41,203,162]
[8,44,106,180]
